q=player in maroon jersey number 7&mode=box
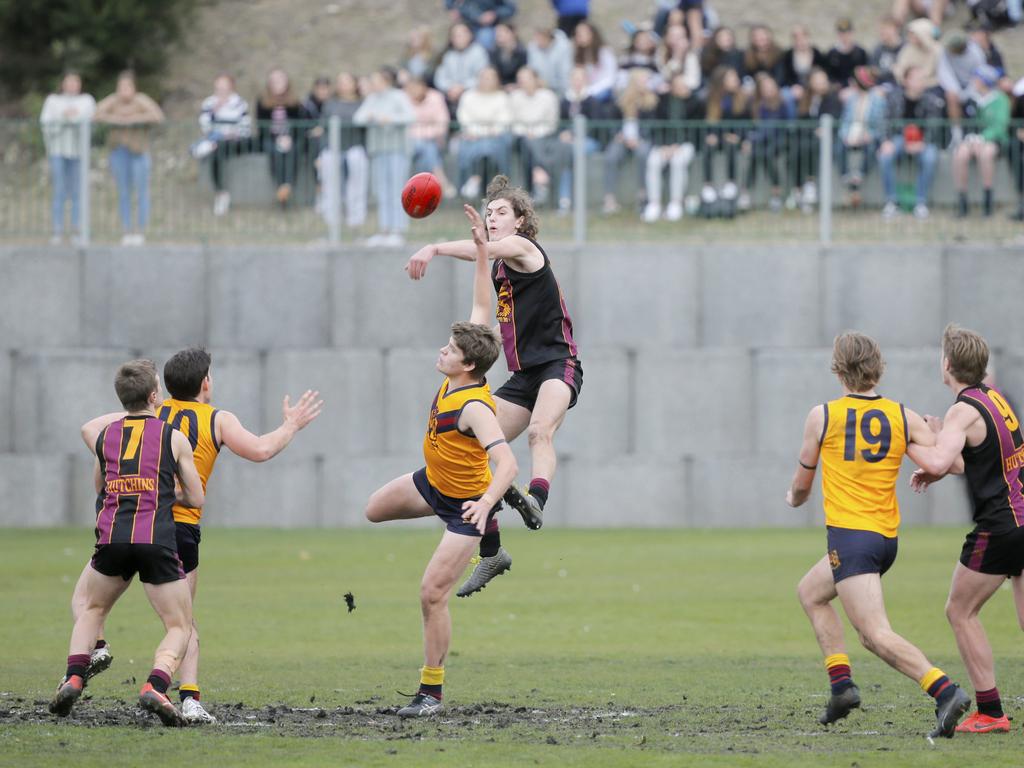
[405,175,582,597]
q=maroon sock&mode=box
[66,654,90,680]
[976,687,1003,718]
[529,478,550,509]
[147,669,171,694]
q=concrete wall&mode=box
[0,242,1011,529]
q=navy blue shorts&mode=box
[413,467,500,537]
[175,522,201,574]
[826,526,898,583]
[494,357,582,411]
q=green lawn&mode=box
[1,527,1021,766]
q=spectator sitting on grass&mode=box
[825,17,869,89]
[743,73,796,213]
[491,22,528,87]
[938,31,986,139]
[527,26,573,95]
[701,65,751,216]
[837,65,885,208]
[659,22,702,92]
[952,65,1010,217]
[93,70,165,245]
[878,65,944,220]
[434,22,490,115]
[602,67,658,214]
[643,71,704,222]
[40,70,95,244]
[557,64,611,209]
[445,0,517,51]
[794,68,842,212]
[194,73,251,217]
[510,66,568,207]
[572,20,618,100]
[871,16,904,86]
[456,66,513,198]
[700,26,745,79]
[321,72,369,229]
[778,24,826,98]
[256,68,305,208]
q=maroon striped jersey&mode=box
[491,235,579,372]
[94,415,178,548]
[958,385,1024,534]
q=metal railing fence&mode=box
[3,116,1022,245]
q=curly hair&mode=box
[484,175,539,239]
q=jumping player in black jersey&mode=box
[406,175,582,596]
[909,324,1024,735]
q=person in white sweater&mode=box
[354,66,415,246]
[39,71,95,243]
[194,73,252,216]
[456,67,512,198]
[509,67,569,208]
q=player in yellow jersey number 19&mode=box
[785,332,970,738]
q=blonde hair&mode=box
[942,323,988,386]
[831,332,884,392]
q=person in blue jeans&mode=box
[40,71,95,243]
[93,71,165,245]
[878,65,944,220]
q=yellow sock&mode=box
[420,665,444,687]
[179,684,200,701]
[824,653,850,671]
[919,667,949,695]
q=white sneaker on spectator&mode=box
[802,181,817,206]
[460,176,481,199]
[122,233,144,246]
[913,203,930,219]
[700,184,718,204]
[665,201,683,221]
[737,191,751,211]
[684,195,701,215]
[642,202,661,223]
[366,233,387,247]
[881,201,899,219]
[213,192,231,216]
[784,191,798,210]
[720,182,738,201]
[769,195,783,213]
[557,197,571,216]
[191,139,216,160]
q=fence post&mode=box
[818,114,833,245]
[78,120,91,246]
[573,114,587,246]
[326,116,342,245]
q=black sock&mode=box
[480,515,501,557]
[529,478,550,509]
[977,687,1004,718]
[983,188,993,215]
[93,639,107,650]
[419,683,442,699]
[959,193,968,214]
[147,670,170,694]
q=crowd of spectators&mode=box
[38,0,1024,244]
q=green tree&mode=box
[0,0,198,109]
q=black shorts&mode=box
[826,526,898,583]
[960,526,1024,577]
[413,467,499,537]
[91,544,185,585]
[175,522,202,574]
[494,357,582,412]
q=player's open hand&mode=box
[460,497,492,535]
[405,245,435,280]
[283,390,324,431]
[910,468,939,493]
[464,204,486,246]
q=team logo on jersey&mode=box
[496,282,512,324]
[828,549,841,570]
[427,404,439,449]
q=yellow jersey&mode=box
[819,394,908,537]
[423,378,494,499]
[157,398,220,525]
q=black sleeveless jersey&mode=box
[491,235,579,371]
[958,385,1024,535]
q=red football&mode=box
[402,172,443,219]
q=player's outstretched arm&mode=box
[458,402,518,534]
[907,402,973,479]
[81,412,127,450]
[786,405,824,508]
[405,235,534,280]
[466,204,493,325]
[217,390,324,463]
[171,431,205,508]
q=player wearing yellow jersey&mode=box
[786,332,970,738]
[365,204,518,718]
[72,349,323,723]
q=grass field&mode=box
[1,527,1021,767]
